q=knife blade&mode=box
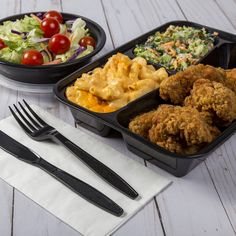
[52,132,139,199]
[0,130,124,217]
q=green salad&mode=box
[0,11,96,66]
[134,25,217,71]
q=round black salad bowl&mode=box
[0,12,106,84]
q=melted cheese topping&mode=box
[66,53,168,113]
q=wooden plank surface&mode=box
[152,163,236,236]
[177,0,236,33]
[0,1,20,236]
[114,200,164,236]
[205,136,236,232]
[215,0,236,29]
[0,0,236,235]
[102,0,185,47]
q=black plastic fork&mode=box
[9,100,138,199]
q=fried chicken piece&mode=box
[225,68,236,94]
[184,79,236,125]
[148,105,220,154]
[128,110,156,139]
[159,64,226,104]
[128,105,178,139]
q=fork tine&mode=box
[13,104,37,131]
[18,102,42,129]
[23,99,47,126]
[9,106,32,135]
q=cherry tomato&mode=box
[79,36,96,48]
[21,49,44,66]
[48,34,71,54]
[43,10,63,24]
[0,39,6,50]
[40,18,60,38]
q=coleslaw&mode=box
[134,25,217,71]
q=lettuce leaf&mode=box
[70,18,89,47]
[56,45,94,62]
[0,15,44,63]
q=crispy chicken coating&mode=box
[184,79,236,125]
[159,64,226,104]
[148,105,220,154]
[128,65,236,155]
[225,68,236,94]
[128,110,156,138]
[129,104,220,154]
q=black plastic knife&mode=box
[0,130,124,217]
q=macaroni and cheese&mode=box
[66,53,168,112]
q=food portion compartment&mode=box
[131,21,220,74]
[55,52,168,136]
[65,53,168,114]
[115,90,209,177]
[54,65,117,137]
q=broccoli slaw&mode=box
[134,25,217,71]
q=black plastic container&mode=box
[0,12,106,84]
[54,21,236,177]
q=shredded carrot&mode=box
[43,59,62,65]
[30,14,42,23]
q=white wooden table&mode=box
[1,0,236,235]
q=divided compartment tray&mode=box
[54,21,236,177]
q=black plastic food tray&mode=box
[54,21,236,177]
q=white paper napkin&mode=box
[0,105,171,236]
